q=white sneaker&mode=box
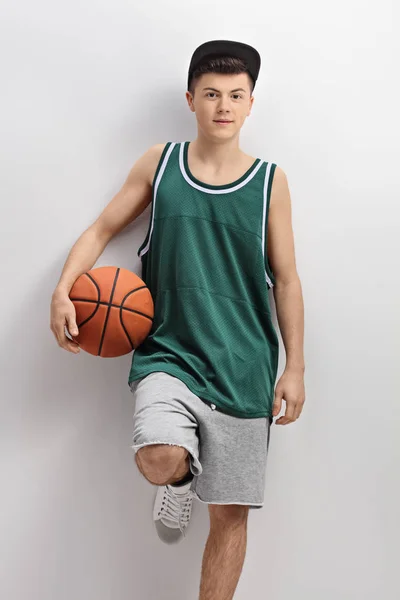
[153,480,194,544]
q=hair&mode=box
[188,56,254,97]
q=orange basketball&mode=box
[69,266,154,357]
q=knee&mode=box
[135,444,188,485]
[208,504,249,530]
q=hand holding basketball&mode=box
[50,291,81,354]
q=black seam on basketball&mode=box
[119,287,153,351]
[120,289,136,350]
[119,308,135,351]
[126,285,148,293]
[71,284,148,298]
[69,298,153,321]
[98,268,120,356]
[75,273,101,328]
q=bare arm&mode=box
[267,166,306,424]
[50,143,166,352]
[54,143,165,294]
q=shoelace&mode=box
[159,486,193,536]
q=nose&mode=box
[217,96,231,113]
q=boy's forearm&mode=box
[273,277,305,372]
[54,226,109,296]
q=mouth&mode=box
[213,120,233,124]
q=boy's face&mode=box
[186,72,254,139]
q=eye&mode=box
[206,92,243,99]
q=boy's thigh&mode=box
[129,371,203,477]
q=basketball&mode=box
[68,266,154,357]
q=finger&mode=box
[275,407,293,425]
[64,326,80,349]
[293,402,302,420]
[272,394,282,416]
[63,330,80,352]
[66,315,79,337]
[53,323,65,346]
[293,404,302,420]
[284,402,297,422]
[66,342,80,353]
[56,322,80,353]
[293,399,306,420]
[62,339,80,353]
[276,407,296,425]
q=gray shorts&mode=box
[129,371,272,509]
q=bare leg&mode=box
[135,445,191,486]
[199,505,249,600]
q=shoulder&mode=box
[269,164,290,209]
[258,157,286,181]
[149,142,170,156]
[258,160,288,194]
[141,142,170,186]
[271,164,287,185]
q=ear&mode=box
[247,96,254,116]
[185,91,195,113]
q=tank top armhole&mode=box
[263,162,277,288]
[137,142,174,257]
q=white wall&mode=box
[1,1,399,598]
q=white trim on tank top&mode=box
[139,142,176,257]
[179,141,264,194]
[262,161,274,289]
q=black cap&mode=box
[187,39,261,92]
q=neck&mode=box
[190,134,245,172]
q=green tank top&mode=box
[128,141,279,418]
